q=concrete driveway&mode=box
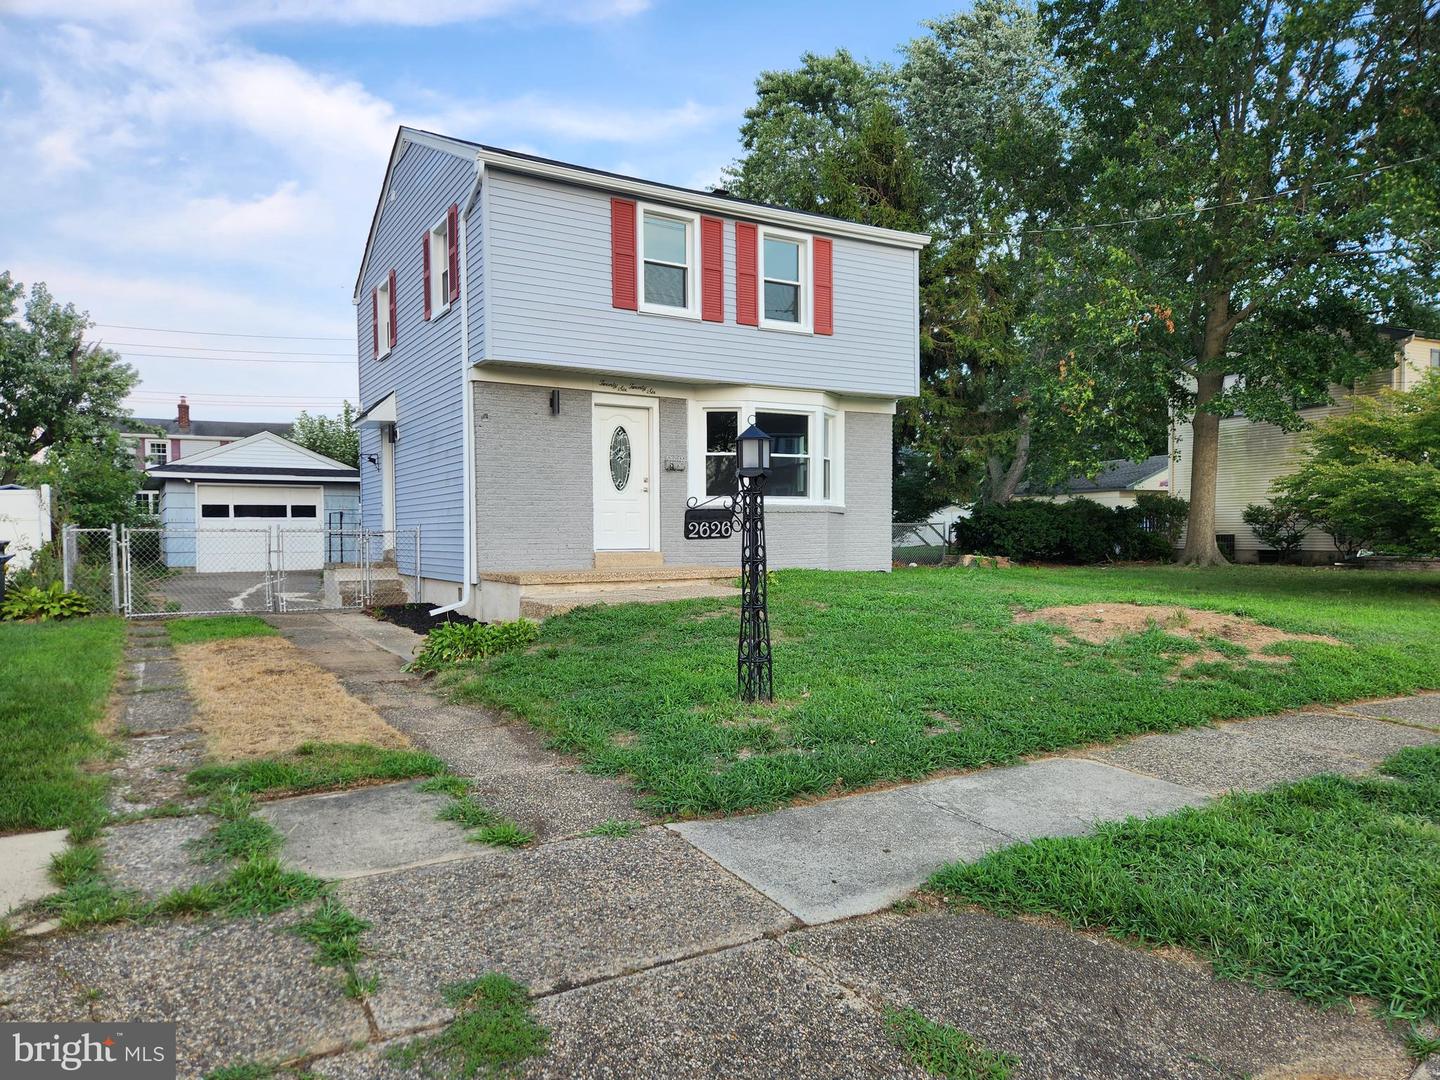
[137,570,327,615]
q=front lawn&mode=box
[0,617,126,832]
[449,565,1440,816]
[929,745,1440,1026]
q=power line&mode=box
[97,340,352,356]
[113,351,352,366]
[95,322,353,342]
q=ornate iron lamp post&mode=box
[735,422,773,702]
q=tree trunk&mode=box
[986,415,1032,505]
[1178,295,1232,566]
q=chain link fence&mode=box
[61,523,421,617]
[891,522,951,566]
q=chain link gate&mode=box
[65,524,421,618]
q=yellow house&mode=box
[1170,327,1440,563]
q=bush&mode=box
[1242,499,1311,562]
[1,581,91,621]
[408,619,540,673]
[952,496,1184,564]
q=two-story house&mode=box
[1169,327,1440,562]
[353,127,928,619]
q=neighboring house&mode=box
[1016,454,1172,509]
[144,432,359,573]
[123,397,294,515]
[0,484,52,570]
[1170,328,1440,562]
[353,126,928,617]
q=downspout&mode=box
[429,159,485,617]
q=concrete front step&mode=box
[479,565,738,622]
[593,550,664,570]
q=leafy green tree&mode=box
[0,273,138,484]
[1241,498,1311,562]
[25,432,151,528]
[1275,374,1440,556]
[291,402,359,467]
[1038,0,1440,563]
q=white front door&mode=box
[593,403,652,550]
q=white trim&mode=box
[636,202,701,321]
[756,225,812,335]
[143,438,169,467]
[592,393,661,552]
[376,274,393,359]
[357,392,397,426]
[427,212,452,320]
[151,472,358,484]
[160,430,355,471]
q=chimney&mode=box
[176,395,191,433]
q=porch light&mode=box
[736,422,772,478]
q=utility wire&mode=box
[111,351,352,366]
[95,322,352,341]
[95,340,352,356]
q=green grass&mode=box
[386,973,548,1079]
[0,616,125,831]
[929,745,1440,1024]
[885,1007,1018,1079]
[583,819,646,838]
[445,565,1440,815]
[422,777,535,848]
[187,742,447,796]
[166,616,276,646]
[289,896,376,999]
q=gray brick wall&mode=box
[474,382,594,571]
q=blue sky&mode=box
[0,0,944,421]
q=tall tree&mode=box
[0,272,138,484]
[1040,0,1440,563]
[291,402,359,467]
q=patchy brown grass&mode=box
[1015,603,1343,663]
[176,637,409,760]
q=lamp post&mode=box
[735,422,773,702]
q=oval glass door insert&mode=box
[609,426,632,491]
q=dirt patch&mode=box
[176,637,410,759]
[1015,604,1343,663]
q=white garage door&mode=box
[195,485,325,573]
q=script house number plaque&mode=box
[684,507,734,540]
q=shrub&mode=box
[1242,499,1311,562]
[408,619,540,672]
[952,496,1184,564]
[1,581,91,621]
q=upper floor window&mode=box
[428,218,451,317]
[376,273,394,358]
[755,227,812,333]
[639,206,698,318]
[144,439,168,467]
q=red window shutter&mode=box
[700,216,724,322]
[447,203,460,304]
[388,268,398,348]
[735,222,758,326]
[610,198,638,310]
[372,287,379,357]
[170,439,182,461]
[422,229,432,322]
[813,237,834,335]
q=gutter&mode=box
[429,158,486,618]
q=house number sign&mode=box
[684,507,734,540]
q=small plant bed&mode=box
[188,742,447,798]
[166,615,277,646]
[408,619,539,673]
[418,776,535,847]
[0,616,125,832]
[446,565,1440,816]
[385,973,549,1078]
[928,745,1440,1031]
[368,602,475,634]
[885,1007,1018,1080]
[174,634,409,758]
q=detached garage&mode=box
[144,433,361,571]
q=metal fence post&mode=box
[62,524,75,591]
[109,525,120,613]
[413,525,422,601]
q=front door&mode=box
[593,403,652,550]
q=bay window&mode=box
[756,411,808,497]
[698,403,840,503]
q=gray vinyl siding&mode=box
[484,171,919,398]
[356,140,477,583]
[473,380,893,572]
[160,481,195,567]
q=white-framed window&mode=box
[758,227,810,333]
[638,204,700,318]
[377,274,394,358]
[144,439,168,467]
[695,402,841,504]
[429,217,451,317]
[134,490,159,514]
